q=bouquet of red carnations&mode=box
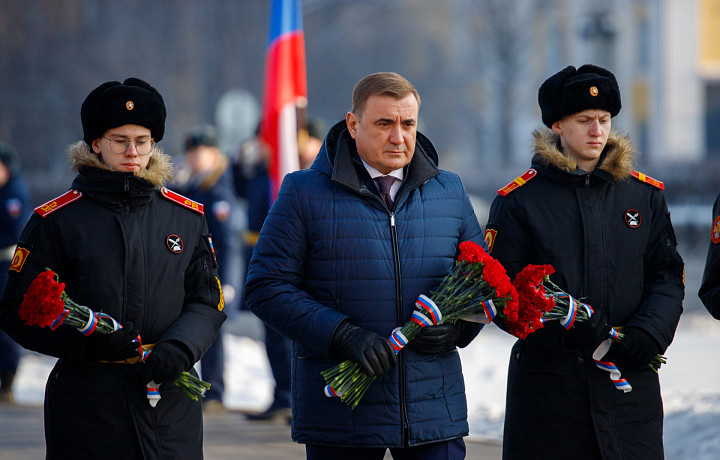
[322,241,520,409]
[19,269,210,406]
[511,264,666,393]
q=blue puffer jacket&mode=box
[244,120,484,447]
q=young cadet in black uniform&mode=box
[486,65,684,460]
[0,78,226,459]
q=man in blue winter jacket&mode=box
[244,72,485,460]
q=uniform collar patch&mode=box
[625,209,642,229]
[166,234,184,253]
[712,216,720,244]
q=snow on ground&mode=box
[13,311,720,459]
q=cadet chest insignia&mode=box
[34,190,82,217]
[630,171,664,190]
[497,169,537,196]
[484,229,497,252]
[712,216,720,244]
[625,209,642,228]
[10,245,30,273]
[160,188,204,214]
[166,234,184,253]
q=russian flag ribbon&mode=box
[592,328,632,393]
[50,309,69,331]
[388,328,408,354]
[481,299,497,322]
[77,307,98,336]
[414,294,442,326]
[559,294,578,330]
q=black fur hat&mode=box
[81,77,166,145]
[538,64,621,128]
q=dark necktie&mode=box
[375,175,396,210]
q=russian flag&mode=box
[260,0,308,203]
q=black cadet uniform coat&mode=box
[0,143,226,460]
[699,192,720,319]
[486,130,684,460]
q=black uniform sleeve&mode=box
[157,218,226,363]
[0,215,87,361]
[699,193,720,319]
[626,190,684,352]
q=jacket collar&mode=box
[67,140,174,187]
[66,141,174,207]
[531,128,637,184]
[313,120,440,195]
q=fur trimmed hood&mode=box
[67,141,174,187]
[531,128,636,181]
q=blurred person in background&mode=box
[232,118,323,422]
[486,65,684,459]
[0,142,32,403]
[0,78,225,459]
[176,123,241,413]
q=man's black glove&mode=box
[564,310,612,350]
[140,341,193,385]
[329,320,396,377]
[410,321,473,355]
[607,327,660,370]
[86,324,140,362]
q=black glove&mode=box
[86,324,141,362]
[410,321,473,355]
[564,310,612,350]
[141,341,193,385]
[329,320,397,377]
[607,327,660,370]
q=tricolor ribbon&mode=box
[77,306,98,336]
[592,328,632,393]
[98,313,159,406]
[50,309,69,331]
[558,294,578,330]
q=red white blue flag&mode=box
[260,0,308,202]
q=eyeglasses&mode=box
[102,136,155,156]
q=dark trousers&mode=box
[306,438,466,460]
[264,323,291,408]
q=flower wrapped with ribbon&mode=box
[19,268,210,406]
[321,241,520,409]
[512,264,666,393]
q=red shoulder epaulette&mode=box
[630,171,664,190]
[160,187,204,214]
[497,169,537,196]
[34,190,83,217]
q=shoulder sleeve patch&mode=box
[160,187,204,215]
[34,190,82,217]
[630,171,664,190]
[497,169,537,196]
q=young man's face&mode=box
[92,124,153,173]
[552,109,612,171]
[346,93,418,175]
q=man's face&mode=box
[185,145,219,175]
[346,94,418,174]
[91,124,153,173]
[552,109,611,171]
